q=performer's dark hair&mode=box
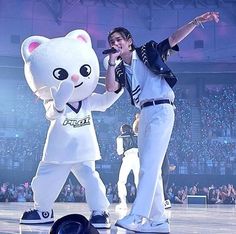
[107,27,135,51]
[120,124,133,134]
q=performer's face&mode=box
[109,32,133,56]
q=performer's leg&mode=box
[117,156,133,203]
[131,105,174,220]
[162,154,170,201]
[115,105,174,233]
[131,152,140,189]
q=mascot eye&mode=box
[80,64,91,77]
[53,68,69,80]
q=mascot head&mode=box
[21,29,99,102]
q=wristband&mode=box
[192,18,204,28]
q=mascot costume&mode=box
[20,29,123,228]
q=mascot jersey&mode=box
[44,92,121,164]
[21,29,123,164]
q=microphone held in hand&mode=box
[102,47,118,55]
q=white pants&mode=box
[117,149,140,202]
[131,104,175,221]
[31,161,109,212]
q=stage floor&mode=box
[0,202,235,234]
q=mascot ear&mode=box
[66,29,92,48]
[21,36,49,62]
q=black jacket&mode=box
[115,39,179,105]
[119,133,138,152]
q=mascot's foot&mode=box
[90,211,111,229]
[20,209,54,224]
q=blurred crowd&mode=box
[166,182,236,205]
[1,180,235,205]
[0,83,236,176]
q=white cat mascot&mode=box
[20,29,123,227]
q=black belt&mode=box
[141,99,173,109]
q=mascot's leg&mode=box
[20,161,71,224]
[72,161,111,229]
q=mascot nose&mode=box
[71,74,80,82]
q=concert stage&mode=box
[0,202,235,233]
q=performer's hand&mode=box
[109,46,121,61]
[195,12,220,24]
[50,80,74,111]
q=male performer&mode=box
[105,12,219,233]
[116,124,140,210]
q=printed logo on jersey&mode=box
[63,115,91,128]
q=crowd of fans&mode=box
[0,81,236,177]
[1,180,235,205]
[200,86,236,138]
[167,182,236,205]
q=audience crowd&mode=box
[1,180,235,205]
[1,81,236,205]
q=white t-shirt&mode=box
[124,50,175,109]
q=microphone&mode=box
[102,47,118,55]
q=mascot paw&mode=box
[50,80,74,111]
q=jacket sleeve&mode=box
[155,39,179,61]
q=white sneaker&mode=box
[164,199,172,209]
[137,219,170,233]
[115,202,128,210]
[115,214,145,232]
